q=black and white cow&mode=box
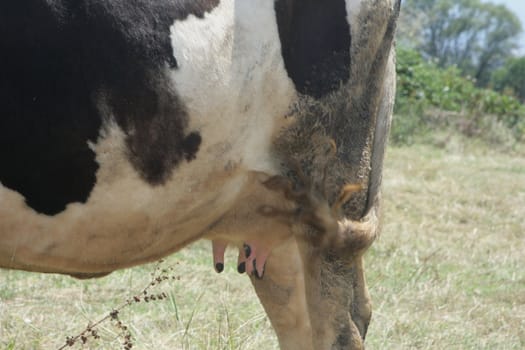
[0,1,400,348]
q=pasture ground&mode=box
[1,143,524,349]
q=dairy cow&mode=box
[0,0,400,348]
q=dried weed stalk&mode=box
[58,260,179,349]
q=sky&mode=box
[486,0,525,53]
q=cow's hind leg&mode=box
[210,236,315,349]
[250,236,314,350]
[351,256,372,339]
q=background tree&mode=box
[399,0,522,87]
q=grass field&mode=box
[1,144,524,349]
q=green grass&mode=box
[1,144,524,349]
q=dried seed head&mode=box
[66,336,75,346]
[59,260,177,350]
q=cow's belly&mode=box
[1,148,248,272]
[0,0,295,274]
[0,91,293,274]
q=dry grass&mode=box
[1,144,524,349]
[368,144,525,349]
[0,247,274,349]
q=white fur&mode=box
[345,0,364,39]
[169,0,295,172]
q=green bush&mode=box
[491,57,525,102]
[393,48,525,146]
